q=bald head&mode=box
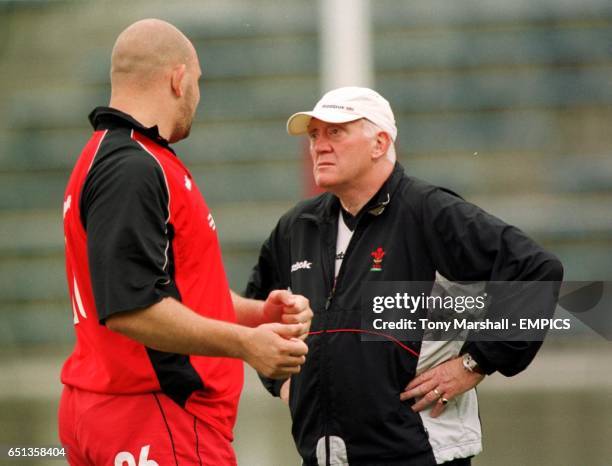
[111,18,196,89]
[108,19,202,143]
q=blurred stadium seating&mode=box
[1,0,611,346]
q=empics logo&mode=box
[291,260,313,273]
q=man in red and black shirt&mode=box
[59,19,311,466]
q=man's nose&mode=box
[312,135,332,154]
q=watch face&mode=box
[463,353,485,374]
[463,354,477,370]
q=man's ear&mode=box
[372,131,392,160]
[170,64,187,98]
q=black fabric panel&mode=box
[148,349,205,407]
[441,457,472,466]
[82,129,176,323]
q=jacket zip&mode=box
[318,218,334,466]
[319,213,368,466]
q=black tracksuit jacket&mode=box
[245,163,563,465]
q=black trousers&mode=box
[441,457,472,466]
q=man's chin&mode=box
[314,175,337,190]
[169,125,192,143]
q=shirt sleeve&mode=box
[81,149,178,323]
[421,187,564,376]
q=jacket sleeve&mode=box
[245,221,290,396]
[421,188,564,376]
[245,224,284,301]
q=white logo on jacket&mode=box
[291,260,312,273]
[184,175,192,191]
[207,213,216,231]
[63,195,72,219]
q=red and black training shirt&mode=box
[61,107,243,440]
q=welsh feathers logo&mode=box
[370,247,385,272]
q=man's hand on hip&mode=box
[400,356,485,418]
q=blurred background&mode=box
[0,0,611,465]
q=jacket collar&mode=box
[88,106,173,151]
[310,162,406,223]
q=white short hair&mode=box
[361,119,396,163]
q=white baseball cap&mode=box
[286,86,397,141]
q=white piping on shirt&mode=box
[86,129,109,174]
[132,130,172,275]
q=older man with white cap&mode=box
[287,86,398,140]
[245,87,563,466]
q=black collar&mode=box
[340,206,358,231]
[314,162,405,224]
[88,106,173,150]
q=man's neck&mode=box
[338,186,379,216]
[336,163,394,216]
[109,95,172,141]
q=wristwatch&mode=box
[462,353,485,375]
